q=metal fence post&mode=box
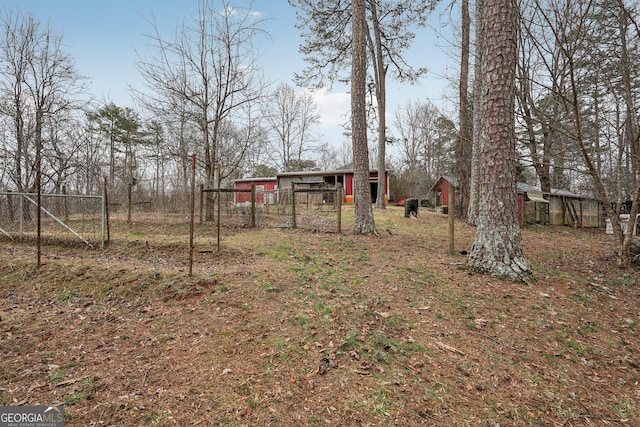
[251,182,256,228]
[199,184,204,225]
[291,182,296,229]
[19,195,24,239]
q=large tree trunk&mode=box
[618,4,640,266]
[351,0,375,234]
[370,3,387,209]
[467,0,484,225]
[468,0,532,283]
[457,0,471,220]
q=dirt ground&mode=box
[0,207,638,426]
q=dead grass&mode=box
[0,206,638,426]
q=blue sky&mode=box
[7,0,454,147]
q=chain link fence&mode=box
[0,191,105,247]
[0,184,342,252]
[200,185,343,233]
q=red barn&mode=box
[277,169,389,204]
[233,177,277,205]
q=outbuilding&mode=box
[234,168,390,206]
[276,168,389,205]
[430,175,602,228]
[429,175,460,214]
[233,177,278,206]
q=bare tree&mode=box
[468,0,532,282]
[44,112,87,194]
[616,0,640,263]
[0,9,32,193]
[520,0,640,266]
[394,99,454,194]
[136,0,268,219]
[316,144,341,171]
[0,9,85,193]
[216,103,266,183]
[516,13,566,194]
[262,83,319,172]
[0,8,86,269]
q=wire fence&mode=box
[0,191,105,247]
[200,185,343,233]
[0,184,343,253]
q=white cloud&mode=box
[306,87,350,128]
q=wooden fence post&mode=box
[337,185,343,234]
[448,183,455,256]
[103,177,110,247]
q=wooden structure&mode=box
[547,189,601,228]
[517,183,550,225]
[276,169,389,205]
[517,184,601,227]
[429,176,460,213]
[429,176,602,228]
[234,177,277,205]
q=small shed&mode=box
[518,184,602,228]
[429,177,602,228]
[233,177,278,206]
[517,183,550,225]
[547,189,602,228]
[429,176,460,213]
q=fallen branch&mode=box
[142,367,151,388]
[474,333,526,353]
[561,413,628,426]
[435,341,465,356]
[55,375,90,387]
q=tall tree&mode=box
[0,8,86,269]
[0,9,85,193]
[468,0,532,282]
[87,103,144,188]
[614,0,640,264]
[0,9,32,193]
[352,0,376,234]
[394,99,454,193]
[290,0,433,209]
[515,21,565,194]
[262,83,319,172]
[516,0,640,266]
[136,0,268,219]
[467,0,484,225]
[456,0,472,219]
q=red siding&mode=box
[345,175,354,203]
[435,180,450,206]
[234,180,277,204]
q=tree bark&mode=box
[467,0,484,225]
[618,4,640,266]
[457,0,471,219]
[468,0,532,283]
[351,0,375,234]
[369,3,387,209]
